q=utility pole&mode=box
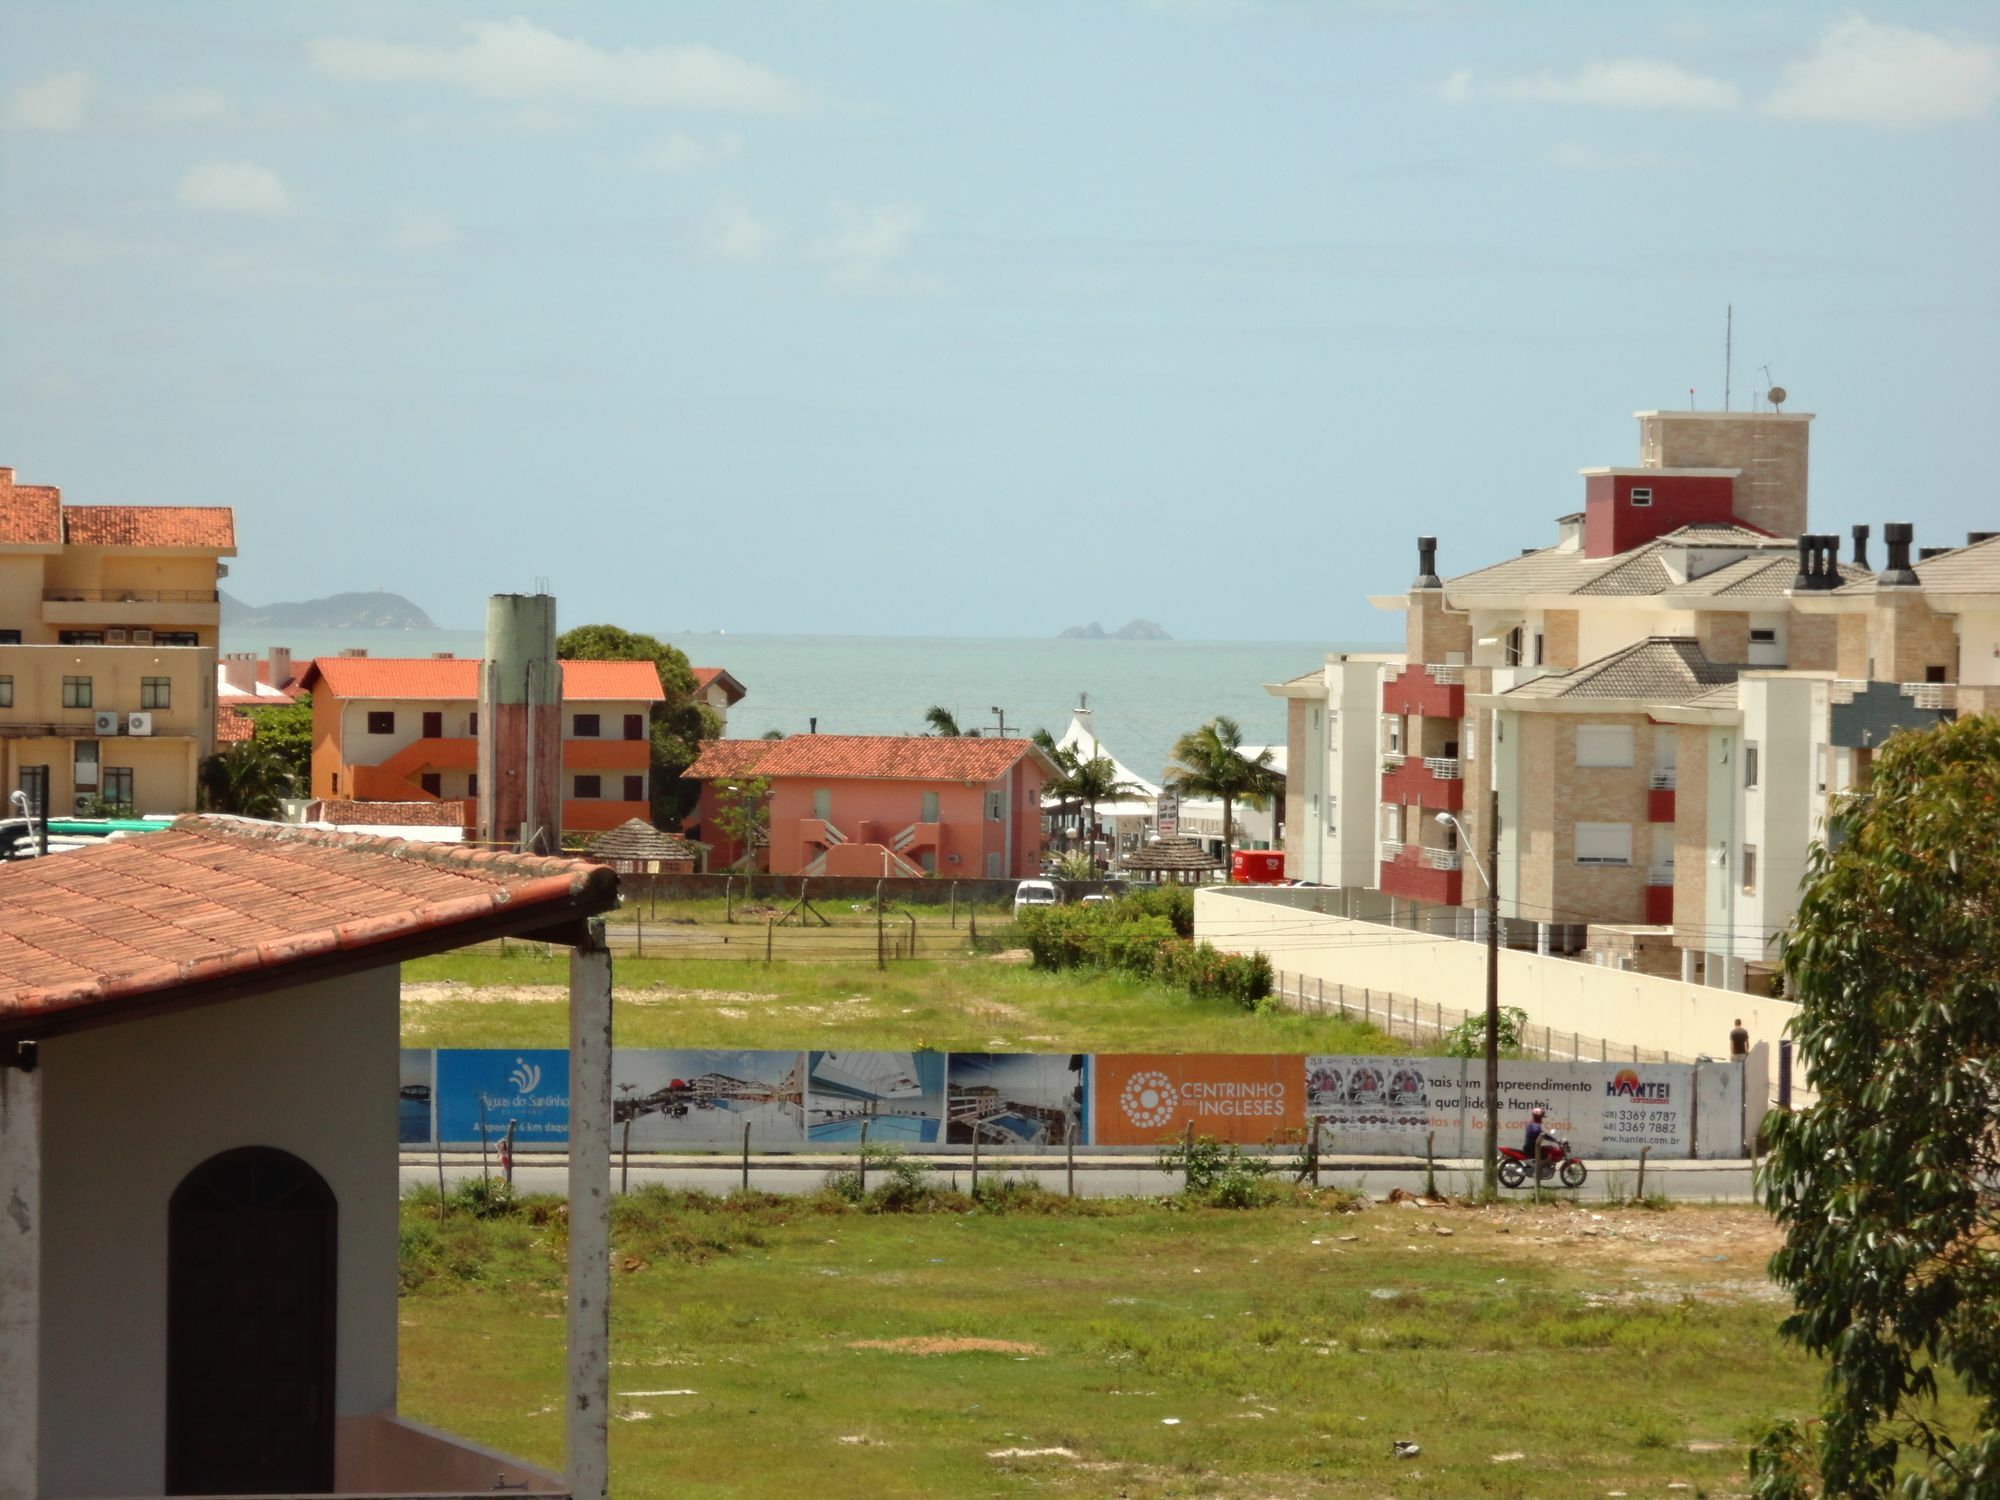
[1483,771,1501,1199]
[990,705,1009,739]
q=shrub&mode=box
[1440,1004,1527,1058]
[1158,1132,1275,1207]
[1020,900,1270,1007]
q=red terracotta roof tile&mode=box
[685,734,1052,784]
[0,469,63,545]
[215,705,256,744]
[299,657,665,703]
[0,817,615,1033]
[308,799,469,827]
[63,504,236,550]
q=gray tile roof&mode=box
[1836,534,2000,596]
[583,818,706,862]
[1123,836,1224,872]
[1503,637,1740,704]
[1445,524,1785,600]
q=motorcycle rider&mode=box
[1523,1106,1557,1176]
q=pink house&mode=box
[684,735,1057,879]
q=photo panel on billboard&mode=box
[1305,1054,1440,1151]
[436,1049,570,1147]
[946,1053,1089,1147]
[807,1051,946,1143]
[1091,1054,1301,1147]
[614,1049,806,1148]
[399,1048,434,1146]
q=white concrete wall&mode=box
[37,972,399,1498]
[1959,604,2000,686]
[1331,661,1386,888]
[1733,677,1822,964]
[1196,887,1802,1091]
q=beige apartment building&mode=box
[1275,405,1995,991]
[0,466,232,817]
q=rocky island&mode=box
[1058,618,1172,641]
[221,590,438,630]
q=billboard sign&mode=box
[1092,1053,1303,1146]
[616,1049,806,1148]
[1155,790,1180,837]
[436,1049,571,1146]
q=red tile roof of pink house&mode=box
[0,816,616,1037]
[685,734,1056,783]
[299,656,666,702]
[691,666,747,704]
[63,504,236,549]
[215,705,256,744]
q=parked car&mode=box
[1079,892,1113,906]
[1012,879,1060,915]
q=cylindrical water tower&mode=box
[477,593,562,853]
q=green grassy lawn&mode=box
[397,1190,1853,1498]
[400,950,1413,1054]
[603,893,1019,927]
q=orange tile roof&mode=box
[0,816,616,1035]
[300,656,665,703]
[685,734,1051,784]
[63,504,236,550]
[0,468,63,545]
[215,705,256,744]
[308,798,469,827]
[691,666,747,704]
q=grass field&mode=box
[396,1189,1849,1498]
[401,949,1412,1054]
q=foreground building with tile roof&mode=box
[0,465,235,819]
[1272,404,1996,990]
[684,733,1060,878]
[0,816,618,1497]
[298,653,666,835]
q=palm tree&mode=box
[1069,751,1149,859]
[1163,714,1280,854]
[199,739,298,820]
[924,705,962,736]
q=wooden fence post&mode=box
[742,1119,752,1192]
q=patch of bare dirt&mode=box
[983,948,1033,965]
[402,982,780,1007]
[848,1337,1045,1356]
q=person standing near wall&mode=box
[1729,1019,1750,1058]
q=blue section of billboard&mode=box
[436,1049,571,1145]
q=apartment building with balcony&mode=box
[298,653,665,835]
[684,733,1057,878]
[0,465,233,816]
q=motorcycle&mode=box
[1497,1134,1588,1190]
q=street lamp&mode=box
[1437,808,1501,1197]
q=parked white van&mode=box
[1012,879,1060,915]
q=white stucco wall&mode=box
[36,971,399,1498]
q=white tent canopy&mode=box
[1044,709,1161,819]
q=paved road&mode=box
[399,1153,1757,1202]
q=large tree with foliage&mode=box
[1750,715,1998,1499]
[199,738,300,819]
[556,624,720,826]
[709,776,772,873]
[241,695,313,790]
[1163,715,1280,852]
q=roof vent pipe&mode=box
[1850,524,1870,570]
[809,717,817,734]
[1793,535,1816,591]
[1413,536,1442,590]
[1970,531,1998,545]
[1879,523,1919,588]
[1817,534,1844,589]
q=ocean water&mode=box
[224,628,1389,781]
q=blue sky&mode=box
[3,2,1996,638]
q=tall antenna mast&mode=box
[1724,304,1732,412]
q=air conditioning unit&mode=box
[128,712,154,737]
[93,710,121,736]
[106,628,128,643]
[73,793,96,816]
[132,629,153,645]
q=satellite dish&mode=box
[1767,386,1787,409]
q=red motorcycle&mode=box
[1498,1135,1588,1190]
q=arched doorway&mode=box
[167,1146,337,1494]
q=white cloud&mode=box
[311,18,815,114]
[1764,14,1999,126]
[635,129,745,173]
[700,200,779,262]
[390,211,457,251]
[810,202,925,288]
[1441,58,1739,112]
[3,69,93,131]
[176,161,296,217]
[1542,140,1664,170]
[153,88,232,125]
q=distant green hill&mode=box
[220,590,438,630]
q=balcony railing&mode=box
[1901,682,1954,710]
[1379,839,1403,863]
[1381,750,1405,767]
[1649,769,1676,790]
[1423,756,1461,780]
[1421,846,1461,871]
[1428,664,1464,685]
[1646,863,1676,887]
[42,587,219,603]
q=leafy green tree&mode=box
[710,777,771,872]
[556,624,720,826]
[199,738,300,819]
[1751,715,1999,1499]
[241,694,313,790]
[1163,715,1280,852]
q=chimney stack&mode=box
[1879,523,1919,588]
[476,593,562,854]
[1970,531,1998,545]
[809,717,818,734]
[1413,535,1442,590]
[1919,546,1948,561]
[1793,536,1816,591]
[1850,525,1870,570]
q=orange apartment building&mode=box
[685,734,1057,878]
[298,654,665,835]
[1,465,233,817]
